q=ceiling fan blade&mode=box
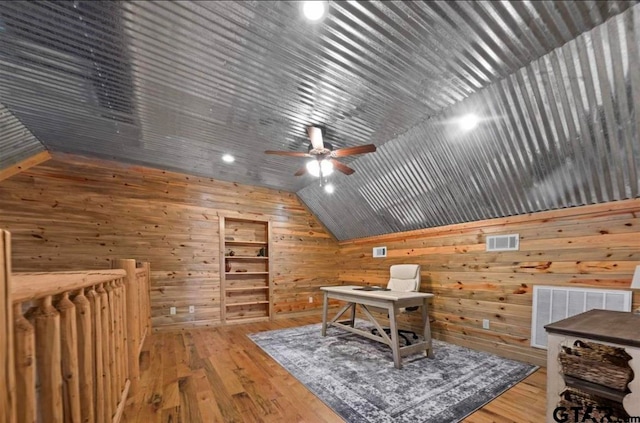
[265,150,312,157]
[307,126,324,150]
[332,144,376,157]
[294,165,308,176]
[330,159,355,175]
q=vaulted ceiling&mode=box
[1,1,639,240]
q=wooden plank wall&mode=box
[338,199,640,366]
[0,154,339,331]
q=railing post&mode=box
[1,230,17,423]
[112,259,140,395]
[115,278,128,389]
[112,279,124,394]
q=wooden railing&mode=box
[1,230,151,423]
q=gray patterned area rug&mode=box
[249,322,537,423]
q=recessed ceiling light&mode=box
[324,183,335,194]
[302,1,327,21]
[222,154,235,163]
[460,113,480,131]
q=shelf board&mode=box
[563,375,628,403]
[224,316,270,324]
[225,272,268,275]
[226,286,269,292]
[224,241,267,247]
[226,300,269,307]
[225,256,268,260]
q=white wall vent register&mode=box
[486,234,519,251]
[372,246,387,258]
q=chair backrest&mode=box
[387,264,421,292]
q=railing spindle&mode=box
[87,286,105,423]
[105,281,118,410]
[73,289,94,423]
[57,292,81,423]
[13,304,36,423]
[34,296,63,423]
[96,283,112,422]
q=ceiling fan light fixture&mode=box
[306,159,333,177]
[302,1,327,21]
[324,183,335,194]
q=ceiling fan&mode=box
[265,126,376,177]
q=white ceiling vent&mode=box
[486,234,519,252]
[372,246,387,258]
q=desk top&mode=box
[321,285,434,301]
[545,309,640,348]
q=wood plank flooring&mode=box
[123,316,546,422]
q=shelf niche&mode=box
[219,216,272,324]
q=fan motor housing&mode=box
[308,141,333,155]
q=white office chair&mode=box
[387,264,421,293]
[372,264,422,345]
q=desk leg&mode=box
[321,291,328,336]
[422,298,434,358]
[388,303,401,369]
[349,303,356,327]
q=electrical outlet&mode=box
[170,306,176,315]
[189,305,195,313]
[482,319,490,329]
[308,296,313,303]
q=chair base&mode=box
[371,328,419,346]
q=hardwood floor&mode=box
[123,316,546,422]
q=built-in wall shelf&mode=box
[220,216,272,324]
[226,300,270,307]
[224,316,270,325]
[225,256,269,260]
[225,286,269,292]
[225,241,267,247]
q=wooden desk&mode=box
[545,310,640,422]
[320,285,434,369]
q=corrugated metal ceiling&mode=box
[0,1,638,239]
[0,102,46,170]
[301,4,640,239]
